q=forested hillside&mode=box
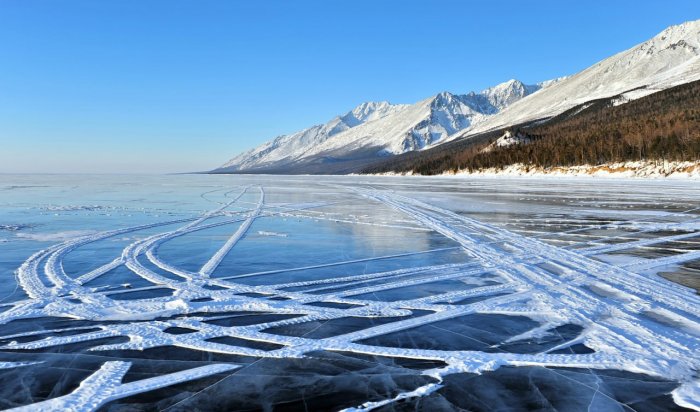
[363,80,700,175]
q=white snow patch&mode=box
[15,230,98,242]
[257,231,288,237]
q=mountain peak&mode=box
[432,91,459,104]
[500,78,524,88]
[456,19,700,138]
[338,101,404,129]
[349,101,393,120]
[657,19,700,39]
[632,19,700,58]
[484,79,525,92]
[481,79,539,111]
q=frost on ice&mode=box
[0,176,699,411]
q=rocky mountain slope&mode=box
[363,79,700,176]
[217,79,550,172]
[215,19,700,174]
[452,19,700,139]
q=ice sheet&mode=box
[0,174,698,411]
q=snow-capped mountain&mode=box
[219,79,544,171]
[217,20,700,173]
[456,19,700,138]
[481,79,544,111]
[220,101,406,171]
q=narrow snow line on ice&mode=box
[200,186,265,277]
[6,361,239,412]
[339,381,444,411]
[218,247,461,281]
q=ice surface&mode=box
[0,174,698,411]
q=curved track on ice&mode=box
[1,182,699,411]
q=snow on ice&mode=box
[0,174,698,411]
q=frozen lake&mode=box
[0,174,699,411]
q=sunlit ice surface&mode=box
[0,174,698,411]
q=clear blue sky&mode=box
[1,0,699,173]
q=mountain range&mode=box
[214,19,700,174]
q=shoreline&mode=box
[368,160,700,179]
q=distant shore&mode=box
[368,160,700,179]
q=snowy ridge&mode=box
[219,79,542,171]
[220,101,406,170]
[218,20,700,173]
[457,19,700,137]
[1,182,699,410]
